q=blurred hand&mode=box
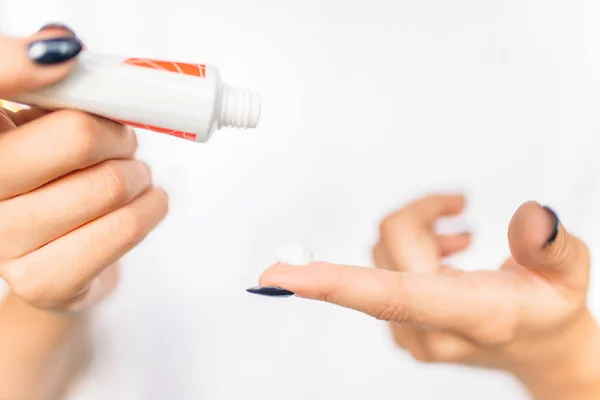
[0,26,168,313]
[253,194,600,399]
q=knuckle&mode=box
[112,209,145,245]
[8,271,56,308]
[102,162,131,204]
[379,212,414,241]
[390,328,408,349]
[411,348,435,363]
[371,301,409,323]
[422,342,446,363]
[473,325,516,347]
[60,109,97,134]
[379,215,400,239]
[58,110,99,162]
[423,337,466,363]
[471,314,517,346]
[407,341,436,363]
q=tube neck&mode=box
[219,84,261,129]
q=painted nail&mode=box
[543,206,559,246]
[28,38,82,65]
[38,22,77,38]
[246,286,295,297]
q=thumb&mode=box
[508,201,590,288]
[0,27,82,100]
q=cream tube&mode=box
[10,51,262,142]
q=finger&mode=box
[0,106,50,130]
[372,241,396,271]
[0,110,137,199]
[62,262,121,313]
[386,194,466,229]
[1,188,168,309]
[436,232,471,257]
[373,233,470,271]
[374,239,463,277]
[389,326,477,363]
[380,194,466,272]
[0,28,82,99]
[9,107,51,126]
[0,24,84,127]
[508,201,590,289]
[255,262,513,343]
[0,160,152,260]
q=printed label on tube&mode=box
[113,58,209,141]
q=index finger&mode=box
[252,262,515,344]
[378,194,467,272]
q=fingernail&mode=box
[543,206,559,247]
[38,23,86,49]
[38,22,77,38]
[28,37,82,65]
[246,286,295,297]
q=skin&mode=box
[258,195,600,399]
[0,28,168,399]
[1,24,597,400]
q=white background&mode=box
[2,1,600,399]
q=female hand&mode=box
[0,26,168,313]
[252,194,600,400]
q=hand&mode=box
[0,26,168,313]
[253,194,600,399]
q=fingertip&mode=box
[122,124,138,154]
[508,201,554,253]
[437,231,472,257]
[0,33,81,97]
[435,192,468,215]
[508,201,575,272]
[257,262,338,301]
[257,262,290,287]
[37,22,77,38]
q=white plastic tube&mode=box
[9,52,262,142]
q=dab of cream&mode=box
[275,243,313,265]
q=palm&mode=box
[374,195,587,365]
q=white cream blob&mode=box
[275,243,313,265]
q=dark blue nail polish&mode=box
[38,22,77,38]
[246,286,295,297]
[28,38,82,65]
[543,206,559,246]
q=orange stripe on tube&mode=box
[112,58,208,141]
